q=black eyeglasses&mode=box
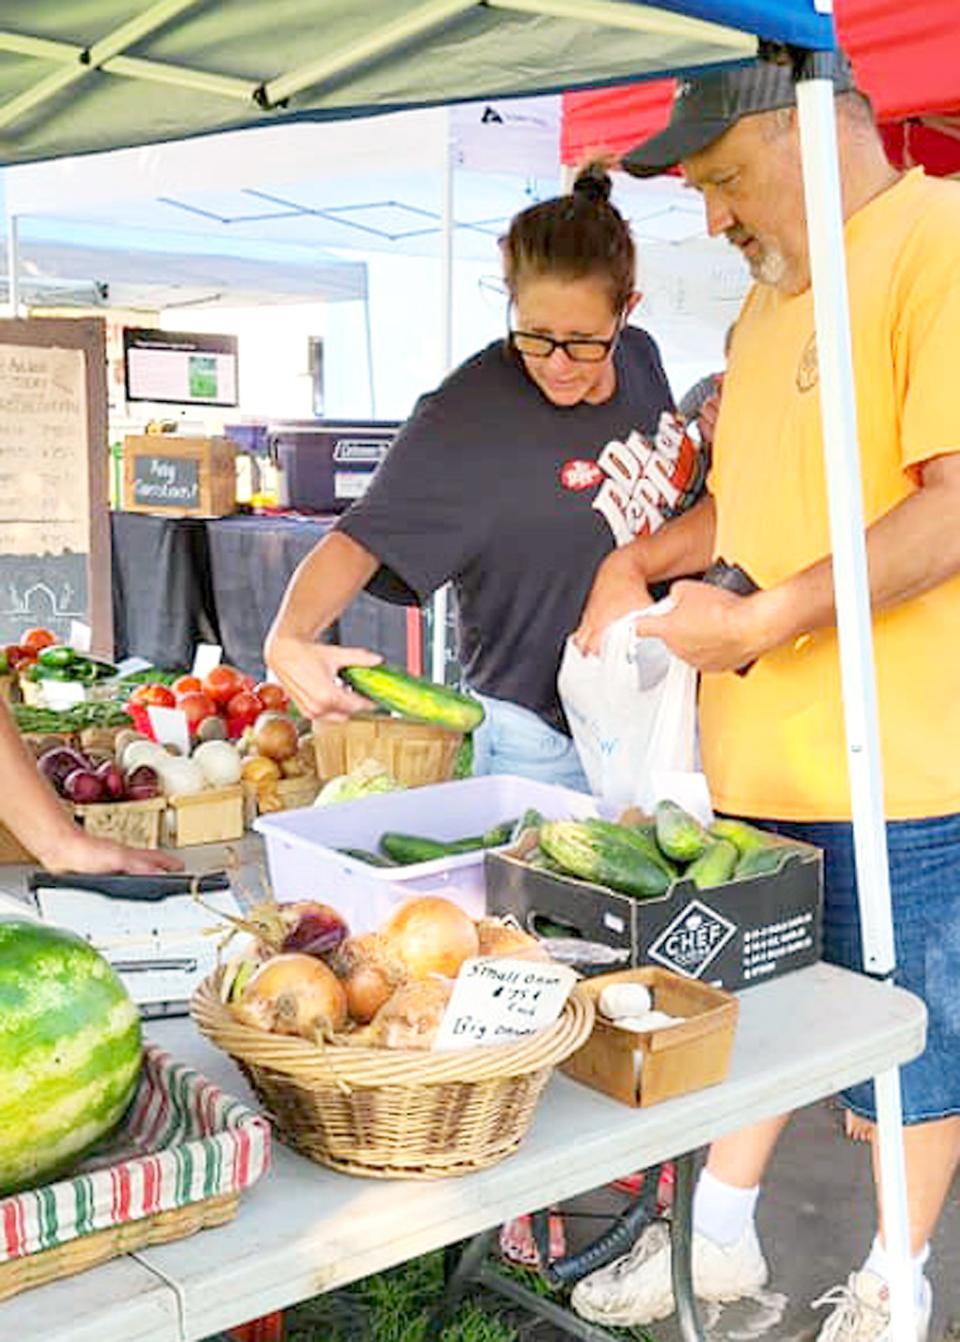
[507,320,623,364]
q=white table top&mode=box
[136,961,925,1341]
[0,851,927,1342]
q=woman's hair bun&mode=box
[572,163,613,206]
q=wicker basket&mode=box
[192,973,594,1179]
[312,713,462,789]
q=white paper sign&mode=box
[191,643,222,678]
[68,620,92,653]
[432,957,578,1051]
[41,679,87,709]
[146,705,191,757]
[115,656,154,677]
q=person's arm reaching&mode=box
[642,452,960,671]
[0,704,182,874]
[574,494,717,654]
[265,531,384,720]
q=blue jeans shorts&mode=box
[759,813,960,1124]
[470,691,590,793]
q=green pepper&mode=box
[72,660,100,684]
[38,645,76,669]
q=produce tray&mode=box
[0,1043,271,1300]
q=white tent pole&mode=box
[795,70,912,1339]
[6,213,20,315]
[430,117,455,685]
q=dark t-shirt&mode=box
[338,329,705,732]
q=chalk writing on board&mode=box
[132,455,200,508]
[0,343,89,556]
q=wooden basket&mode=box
[561,967,739,1108]
[74,796,166,848]
[165,784,245,847]
[242,774,320,823]
[0,1192,237,1302]
[192,974,595,1179]
[312,714,462,789]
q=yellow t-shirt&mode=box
[701,168,960,821]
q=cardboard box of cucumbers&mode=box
[485,801,823,992]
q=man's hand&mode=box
[265,635,381,721]
[636,580,776,673]
[574,545,652,656]
[42,833,185,876]
[696,387,722,450]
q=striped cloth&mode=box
[0,1044,270,1261]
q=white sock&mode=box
[692,1168,760,1247]
[862,1236,930,1308]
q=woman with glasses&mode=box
[265,163,707,787]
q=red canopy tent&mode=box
[561,0,960,175]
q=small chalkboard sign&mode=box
[133,454,200,509]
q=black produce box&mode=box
[268,420,398,512]
[484,841,822,992]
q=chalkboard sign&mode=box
[133,454,200,509]
[0,319,111,651]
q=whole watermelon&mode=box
[0,919,142,1195]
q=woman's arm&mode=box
[0,705,182,874]
[265,530,384,719]
[574,494,717,653]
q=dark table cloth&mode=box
[111,512,411,677]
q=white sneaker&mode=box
[813,1269,932,1341]
[571,1220,768,1327]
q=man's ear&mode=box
[624,291,642,318]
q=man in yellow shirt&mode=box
[572,54,960,1342]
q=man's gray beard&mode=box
[749,242,788,287]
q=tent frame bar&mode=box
[488,0,750,51]
[0,0,202,131]
[261,0,478,108]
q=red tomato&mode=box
[130,683,176,709]
[202,665,244,706]
[21,627,57,652]
[238,672,256,693]
[225,690,262,732]
[172,674,202,697]
[177,691,218,732]
[254,681,290,713]
[5,644,37,670]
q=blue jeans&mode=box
[759,813,960,1124]
[471,691,590,792]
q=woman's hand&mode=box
[40,831,185,877]
[265,635,381,721]
[573,544,652,656]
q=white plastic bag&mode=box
[558,605,700,811]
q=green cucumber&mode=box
[539,820,672,900]
[655,800,709,863]
[685,838,738,889]
[340,664,484,732]
[337,847,398,867]
[708,818,775,856]
[734,844,801,879]
[582,818,678,880]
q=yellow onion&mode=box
[364,977,453,1049]
[380,896,479,980]
[331,932,407,1024]
[475,917,551,962]
[231,953,347,1040]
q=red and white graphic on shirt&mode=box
[560,458,604,491]
[589,411,704,545]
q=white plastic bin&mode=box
[253,775,599,934]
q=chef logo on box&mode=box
[648,899,737,979]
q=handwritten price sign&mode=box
[432,957,578,1052]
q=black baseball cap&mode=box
[622,52,856,177]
